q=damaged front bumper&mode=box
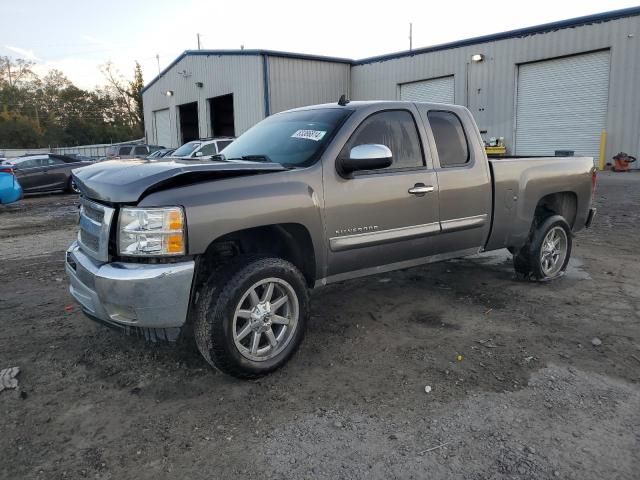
[65,241,194,341]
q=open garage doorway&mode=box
[178,102,199,144]
[209,94,235,137]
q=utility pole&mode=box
[156,54,161,75]
[409,23,413,52]
[197,33,201,50]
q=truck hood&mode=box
[72,158,287,204]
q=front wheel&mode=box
[67,177,80,194]
[513,215,572,281]
[193,256,309,379]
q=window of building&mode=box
[427,111,469,167]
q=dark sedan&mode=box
[2,154,93,194]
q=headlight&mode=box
[118,207,186,256]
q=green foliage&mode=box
[0,56,145,148]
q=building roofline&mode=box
[141,49,352,93]
[142,6,640,93]
[352,6,640,65]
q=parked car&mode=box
[171,137,234,159]
[67,100,596,379]
[3,154,93,194]
[106,144,164,160]
[0,165,23,204]
[146,148,175,160]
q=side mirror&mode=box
[340,144,392,174]
[195,151,203,157]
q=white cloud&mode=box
[5,45,40,61]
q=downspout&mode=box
[262,54,271,117]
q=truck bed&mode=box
[485,156,595,251]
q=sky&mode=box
[2,0,638,89]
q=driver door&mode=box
[322,108,441,279]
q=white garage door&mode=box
[400,76,455,104]
[515,51,610,161]
[153,109,171,148]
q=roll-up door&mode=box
[515,51,610,162]
[153,109,171,147]
[400,76,455,104]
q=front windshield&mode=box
[173,142,201,157]
[221,108,352,167]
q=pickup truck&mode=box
[66,100,597,378]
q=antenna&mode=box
[156,54,161,75]
[409,23,413,52]
[197,33,201,50]
[338,94,349,106]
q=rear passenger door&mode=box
[419,108,492,254]
[323,108,441,278]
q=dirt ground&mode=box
[1,172,639,480]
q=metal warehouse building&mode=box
[142,6,640,164]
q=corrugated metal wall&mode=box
[142,55,265,147]
[267,56,350,113]
[350,16,640,164]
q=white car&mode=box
[171,138,235,159]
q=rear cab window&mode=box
[340,110,424,172]
[427,111,470,168]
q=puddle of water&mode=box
[454,249,592,280]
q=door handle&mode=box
[408,184,434,196]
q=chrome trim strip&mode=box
[315,247,480,287]
[440,214,488,233]
[329,222,440,252]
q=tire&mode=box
[512,215,572,281]
[67,177,80,194]
[193,256,309,379]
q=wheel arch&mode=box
[533,191,578,228]
[196,223,317,288]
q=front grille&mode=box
[80,229,100,251]
[82,203,104,223]
[78,197,115,262]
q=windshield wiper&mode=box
[227,154,273,163]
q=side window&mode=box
[427,111,469,168]
[198,143,218,156]
[133,146,147,155]
[47,157,65,165]
[342,110,424,170]
[217,140,233,151]
[119,146,132,156]
[18,159,38,169]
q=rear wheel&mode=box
[512,215,572,281]
[193,256,309,379]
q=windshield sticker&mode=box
[291,129,326,141]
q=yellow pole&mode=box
[598,130,607,170]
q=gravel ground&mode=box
[1,172,639,479]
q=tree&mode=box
[129,62,144,127]
[0,56,35,88]
[100,61,144,136]
[0,56,144,148]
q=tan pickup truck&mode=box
[67,100,597,378]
